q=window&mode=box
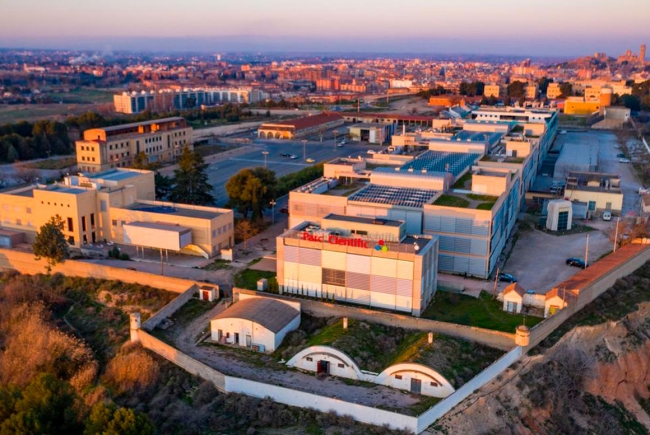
[67,217,73,232]
[338,363,345,368]
[26,207,31,214]
[112,220,117,226]
[82,216,86,232]
[395,375,402,380]
[68,236,74,245]
[100,200,107,212]
[430,381,439,387]
[322,268,345,286]
[90,213,95,227]
[306,357,313,362]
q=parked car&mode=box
[616,153,626,158]
[566,258,587,268]
[619,158,631,163]
[559,130,567,135]
[306,158,315,163]
[498,273,517,283]
[280,152,291,157]
[289,154,298,159]
[603,210,612,221]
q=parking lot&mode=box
[503,130,643,294]
[206,139,368,207]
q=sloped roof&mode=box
[213,298,299,333]
[504,283,526,298]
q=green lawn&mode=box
[452,172,472,189]
[434,194,470,208]
[25,156,76,170]
[466,194,499,202]
[422,291,543,333]
[476,202,496,210]
[234,269,277,291]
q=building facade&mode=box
[76,117,192,173]
[0,169,233,257]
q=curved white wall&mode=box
[287,345,455,398]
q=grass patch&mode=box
[421,291,543,333]
[167,298,218,329]
[434,194,470,208]
[193,143,238,158]
[466,193,498,202]
[24,156,76,170]
[234,268,277,290]
[201,259,233,271]
[452,172,472,189]
[476,202,496,210]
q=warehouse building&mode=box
[257,113,344,139]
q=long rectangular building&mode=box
[76,117,192,173]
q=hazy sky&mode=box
[1,0,648,56]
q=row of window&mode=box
[3,219,33,227]
[109,142,128,150]
[40,201,70,208]
[80,156,96,162]
[145,136,162,144]
[173,131,187,137]
[80,145,95,152]
[211,223,233,238]
[2,205,31,213]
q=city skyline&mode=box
[1,0,649,56]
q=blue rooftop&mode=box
[399,151,480,178]
[49,186,86,195]
[88,169,142,182]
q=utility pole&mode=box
[492,266,500,296]
[614,216,620,252]
[585,233,590,267]
[270,200,276,226]
[262,150,269,168]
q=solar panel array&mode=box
[349,184,438,208]
[400,151,480,177]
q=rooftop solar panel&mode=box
[348,185,438,208]
[399,151,480,177]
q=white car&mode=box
[603,210,612,221]
[290,154,298,159]
[366,149,377,155]
[619,158,631,163]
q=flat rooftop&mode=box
[126,203,222,220]
[349,184,438,208]
[399,151,481,177]
[99,117,185,133]
[87,169,144,182]
[322,213,403,227]
[124,221,191,233]
[47,186,87,195]
[451,131,503,145]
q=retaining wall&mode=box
[527,245,650,349]
[416,346,523,433]
[0,248,198,294]
[235,288,516,350]
[142,285,199,330]
[137,329,418,432]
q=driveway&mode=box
[503,228,612,294]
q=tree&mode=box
[559,82,573,98]
[33,215,69,272]
[235,219,257,250]
[84,403,153,435]
[131,151,149,169]
[0,374,82,435]
[154,172,173,201]
[226,167,277,221]
[507,81,526,98]
[537,77,553,94]
[169,145,215,205]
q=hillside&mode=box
[431,262,650,435]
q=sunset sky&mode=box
[1,0,648,56]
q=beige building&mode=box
[76,117,193,173]
[0,169,233,258]
[546,83,562,99]
[483,84,501,98]
[564,172,623,214]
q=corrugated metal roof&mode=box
[213,298,299,333]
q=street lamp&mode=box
[302,139,307,161]
[262,150,269,168]
[270,200,276,226]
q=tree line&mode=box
[0,119,72,163]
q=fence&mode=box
[0,248,198,294]
[234,288,516,350]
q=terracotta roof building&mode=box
[258,113,344,140]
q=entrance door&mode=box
[317,360,330,375]
[558,211,569,231]
[246,335,252,347]
[410,378,422,394]
[234,333,239,345]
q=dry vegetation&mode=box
[0,271,414,434]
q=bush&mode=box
[103,344,160,396]
[119,253,130,261]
